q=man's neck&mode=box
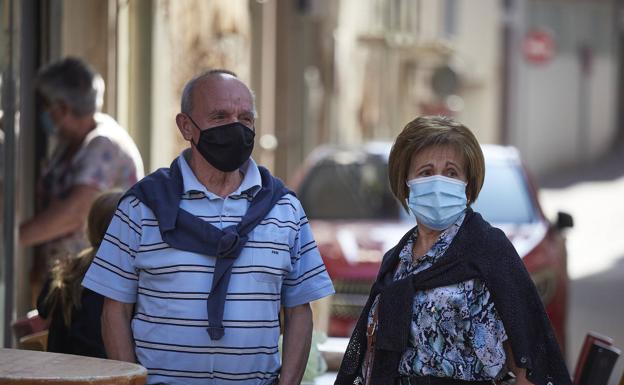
[188,148,243,198]
[66,115,97,146]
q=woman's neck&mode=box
[413,225,441,260]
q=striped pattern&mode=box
[134,339,279,355]
[83,155,334,385]
[134,312,280,329]
[146,368,276,381]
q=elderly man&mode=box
[83,70,335,385]
[20,57,144,301]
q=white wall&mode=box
[509,0,618,176]
[588,57,618,157]
[521,55,581,173]
[516,55,618,175]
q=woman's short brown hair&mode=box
[388,116,485,211]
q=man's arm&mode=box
[279,303,313,385]
[102,297,136,362]
[20,184,101,247]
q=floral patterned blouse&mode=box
[39,113,144,264]
[363,212,508,382]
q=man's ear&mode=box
[176,113,194,141]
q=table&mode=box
[0,348,147,385]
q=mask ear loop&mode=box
[185,113,202,148]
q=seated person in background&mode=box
[37,190,123,358]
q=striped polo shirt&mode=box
[83,152,335,385]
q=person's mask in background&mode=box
[407,175,468,231]
[190,119,255,172]
[40,111,57,136]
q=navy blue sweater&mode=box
[123,158,292,340]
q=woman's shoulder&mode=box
[464,210,508,240]
[462,210,517,258]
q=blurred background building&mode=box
[1,0,623,360]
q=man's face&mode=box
[189,75,255,138]
[44,101,73,139]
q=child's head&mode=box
[86,190,123,247]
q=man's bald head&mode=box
[180,69,256,118]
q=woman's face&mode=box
[407,144,467,183]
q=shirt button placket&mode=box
[221,198,230,229]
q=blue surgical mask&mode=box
[40,111,57,136]
[406,175,468,231]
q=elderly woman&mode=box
[335,116,571,385]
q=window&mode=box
[472,161,538,224]
[299,150,538,225]
[299,153,400,220]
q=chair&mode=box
[11,309,48,338]
[11,309,49,351]
[573,332,621,385]
[18,330,49,351]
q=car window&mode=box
[299,151,538,224]
[471,161,538,224]
[299,154,400,220]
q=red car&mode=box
[293,143,573,352]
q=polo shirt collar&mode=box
[178,149,262,199]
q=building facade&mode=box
[1,0,622,346]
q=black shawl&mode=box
[335,209,571,385]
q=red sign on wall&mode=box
[523,29,555,65]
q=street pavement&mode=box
[539,147,624,385]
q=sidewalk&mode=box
[538,145,624,385]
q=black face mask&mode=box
[187,116,255,172]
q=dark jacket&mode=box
[37,279,107,358]
[335,209,571,385]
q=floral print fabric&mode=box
[366,212,508,381]
[39,113,143,263]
